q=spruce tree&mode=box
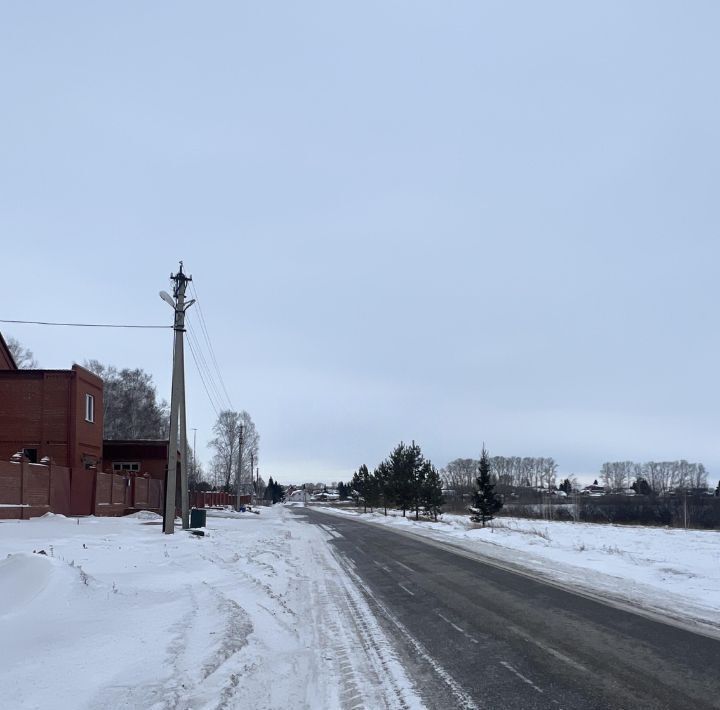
[406,441,428,520]
[359,464,372,512]
[365,469,381,512]
[421,462,444,521]
[471,446,503,526]
[264,477,274,503]
[350,467,366,510]
[374,462,391,515]
[388,442,414,516]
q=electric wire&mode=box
[186,321,228,413]
[0,318,170,329]
[189,283,234,409]
[188,286,233,410]
[186,334,220,418]
[186,319,227,410]
[186,324,224,413]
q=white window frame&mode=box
[112,462,140,473]
[85,393,95,423]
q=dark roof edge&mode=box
[0,332,18,370]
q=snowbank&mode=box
[0,507,422,709]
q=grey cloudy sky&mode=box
[2,2,719,484]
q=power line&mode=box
[186,322,229,412]
[189,283,234,406]
[0,318,171,329]
[186,334,220,418]
[187,333,222,415]
[188,283,234,409]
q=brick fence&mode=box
[0,459,165,519]
[0,459,71,520]
[0,458,252,519]
[189,491,251,508]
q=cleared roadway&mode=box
[294,506,720,710]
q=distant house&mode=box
[580,484,606,496]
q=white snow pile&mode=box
[0,507,423,710]
[320,507,720,634]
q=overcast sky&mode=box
[2,2,719,485]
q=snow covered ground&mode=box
[0,506,423,710]
[318,506,720,636]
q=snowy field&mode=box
[0,506,423,710]
[319,506,720,636]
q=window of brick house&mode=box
[85,393,95,423]
[112,462,140,473]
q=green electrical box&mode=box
[190,508,207,529]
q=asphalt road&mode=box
[294,507,720,710]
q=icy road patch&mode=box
[0,506,423,710]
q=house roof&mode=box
[0,332,18,370]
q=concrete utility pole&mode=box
[160,262,195,534]
[236,424,244,511]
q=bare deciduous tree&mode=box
[208,409,260,493]
[6,335,38,368]
[84,360,169,439]
[601,460,709,494]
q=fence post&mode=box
[20,458,27,520]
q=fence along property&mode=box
[0,456,164,520]
[0,455,251,520]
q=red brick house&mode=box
[0,335,104,515]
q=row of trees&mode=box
[442,456,559,492]
[348,442,444,520]
[600,460,709,494]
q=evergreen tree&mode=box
[374,462,392,515]
[358,464,372,512]
[351,465,372,511]
[337,481,349,501]
[406,441,427,520]
[631,478,652,495]
[273,480,285,503]
[471,446,503,526]
[559,478,572,495]
[715,480,720,497]
[420,462,444,520]
[365,469,381,512]
[264,476,275,502]
[388,442,414,517]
